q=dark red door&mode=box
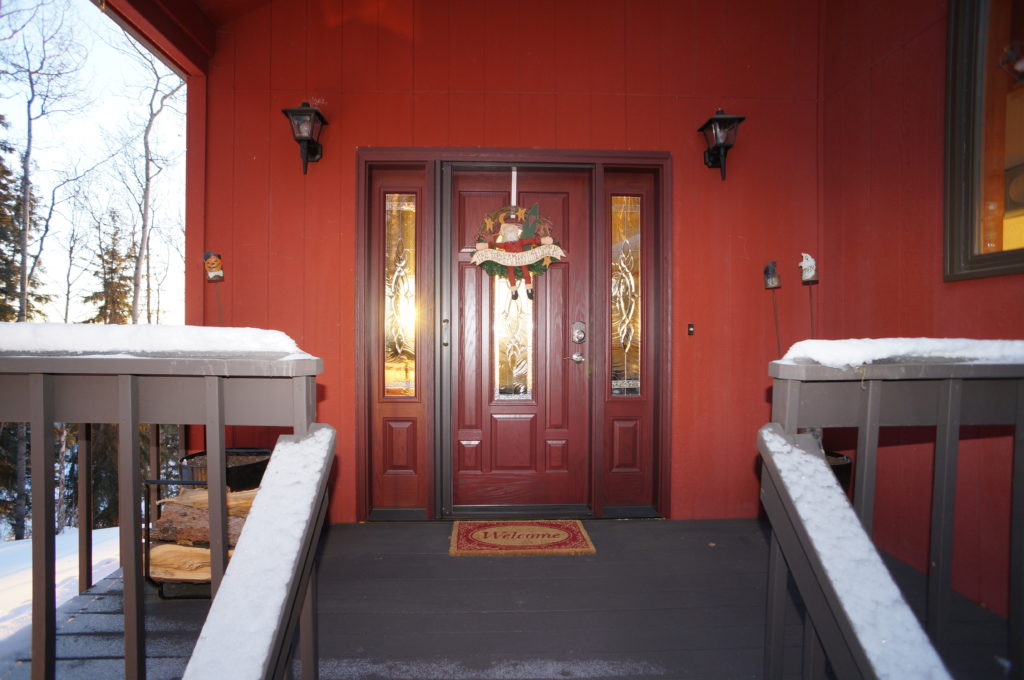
[450,168,591,508]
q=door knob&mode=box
[564,352,585,364]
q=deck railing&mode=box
[767,357,1024,679]
[758,423,950,679]
[183,424,336,680]
[0,350,322,680]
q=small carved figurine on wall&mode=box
[763,260,781,289]
[798,252,818,284]
[204,251,224,282]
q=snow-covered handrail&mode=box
[183,424,336,680]
[758,424,951,680]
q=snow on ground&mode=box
[0,323,307,357]
[783,338,1024,370]
[760,426,950,679]
[0,527,120,658]
[184,425,335,680]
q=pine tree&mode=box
[0,115,47,321]
[83,209,135,325]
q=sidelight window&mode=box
[383,193,417,396]
[610,195,641,396]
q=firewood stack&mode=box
[148,488,258,583]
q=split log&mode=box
[149,544,233,583]
[151,502,246,546]
[151,488,257,546]
[157,487,258,517]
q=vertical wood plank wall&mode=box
[182,0,1024,616]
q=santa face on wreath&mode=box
[481,213,553,300]
[471,202,565,301]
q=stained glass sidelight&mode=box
[611,196,641,396]
[493,282,533,399]
[383,193,416,397]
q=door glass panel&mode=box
[611,195,641,396]
[384,193,416,397]
[493,282,533,399]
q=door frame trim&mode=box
[356,148,674,521]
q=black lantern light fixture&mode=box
[697,108,745,181]
[282,101,328,174]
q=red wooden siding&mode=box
[191,0,821,528]
[821,0,1024,617]
[177,0,1024,619]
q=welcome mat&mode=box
[449,520,596,556]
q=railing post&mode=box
[78,423,93,594]
[148,424,161,519]
[763,530,787,680]
[30,374,56,680]
[295,374,318,680]
[118,375,145,680]
[205,376,228,595]
[853,380,881,532]
[928,378,962,647]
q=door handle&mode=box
[442,319,450,347]
[564,352,585,364]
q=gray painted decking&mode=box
[0,519,1009,679]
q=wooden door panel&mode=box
[491,414,536,470]
[452,169,590,509]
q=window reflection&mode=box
[980,0,1024,253]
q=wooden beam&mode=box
[90,0,215,77]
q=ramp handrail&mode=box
[758,423,950,680]
[183,424,336,680]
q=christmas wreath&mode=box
[471,204,566,297]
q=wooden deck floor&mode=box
[0,519,1009,679]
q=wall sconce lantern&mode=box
[698,108,745,181]
[282,101,328,174]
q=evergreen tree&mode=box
[0,115,47,320]
[83,209,135,325]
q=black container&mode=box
[826,451,853,492]
[180,448,271,491]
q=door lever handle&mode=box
[563,352,585,364]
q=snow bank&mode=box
[783,338,1024,370]
[0,528,120,657]
[183,425,336,680]
[0,323,307,357]
[760,426,950,679]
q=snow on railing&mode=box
[0,322,311,357]
[758,423,951,679]
[781,337,1024,370]
[183,424,336,680]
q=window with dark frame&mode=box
[946,0,1024,279]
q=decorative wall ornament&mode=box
[204,251,224,282]
[471,203,566,300]
[798,252,818,283]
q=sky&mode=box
[0,0,186,324]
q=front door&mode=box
[363,152,665,521]
[447,167,591,512]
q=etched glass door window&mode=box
[610,195,641,396]
[493,282,533,399]
[383,193,416,396]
